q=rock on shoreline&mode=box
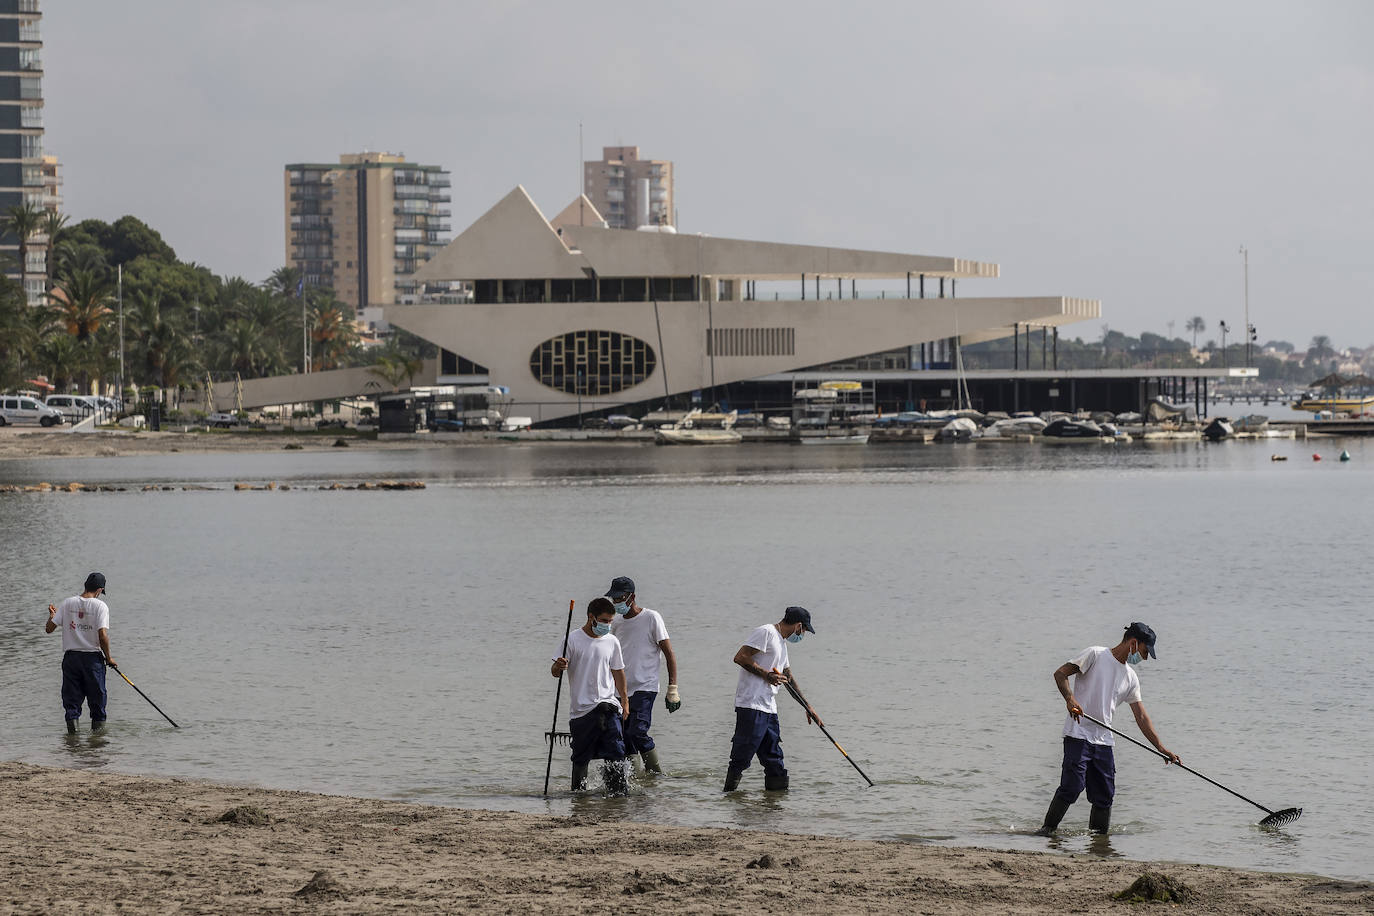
[0,762,1367,914]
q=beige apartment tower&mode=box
[583,146,673,230]
[284,152,452,325]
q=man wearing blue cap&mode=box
[45,573,116,734]
[1037,622,1180,835]
[605,576,679,775]
[724,606,821,792]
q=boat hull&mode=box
[1293,396,1374,415]
[654,429,743,445]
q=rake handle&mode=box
[1078,711,1274,816]
[111,665,179,728]
[782,680,874,787]
[543,600,575,797]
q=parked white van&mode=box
[44,394,98,420]
[0,395,65,427]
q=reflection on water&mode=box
[1,440,1371,880]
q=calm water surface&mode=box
[1,438,1370,880]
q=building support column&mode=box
[1014,324,1019,370]
[1053,327,1058,370]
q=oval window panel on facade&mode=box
[529,330,657,396]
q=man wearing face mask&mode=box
[724,606,820,792]
[1037,622,1180,836]
[551,597,631,793]
[606,576,679,775]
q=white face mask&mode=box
[592,622,611,636]
[613,601,629,616]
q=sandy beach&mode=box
[0,762,1367,915]
[0,428,457,462]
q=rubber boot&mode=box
[1036,796,1073,836]
[763,771,790,792]
[571,763,589,792]
[66,719,77,735]
[1089,804,1111,834]
[641,748,663,775]
[603,760,630,796]
[723,769,743,792]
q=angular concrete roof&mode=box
[549,195,606,232]
[413,186,589,282]
[413,187,998,283]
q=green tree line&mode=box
[0,203,428,400]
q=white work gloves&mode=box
[664,684,681,712]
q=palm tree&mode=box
[1186,316,1206,349]
[48,268,114,341]
[2,201,44,304]
[366,348,424,392]
[220,317,274,378]
[266,265,302,299]
[35,331,83,392]
[127,290,195,389]
[309,301,361,371]
[39,210,69,293]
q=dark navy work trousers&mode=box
[569,704,627,766]
[728,707,786,777]
[61,650,107,723]
[623,690,657,755]
[1053,736,1116,807]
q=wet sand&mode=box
[1,762,1367,914]
[0,428,450,461]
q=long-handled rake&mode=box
[109,662,180,728]
[542,600,575,796]
[782,678,874,787]
[1079,711,1300,827]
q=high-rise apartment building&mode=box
[583,146,673,230]
[0,0,46,303]
[284,152,452,327]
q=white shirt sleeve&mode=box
[608,636,624,671]
[746,625,771,652]
[651,611,669,644]
[1069,646,1097,676]
[1123,671,1141,705]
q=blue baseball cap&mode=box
[783,606,815,633]
[1125,622,1156,658]
[605,576,635,599]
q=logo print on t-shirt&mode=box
[78,609,85,619]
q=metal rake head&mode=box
[1259,807,1302,828]
[545,730,572,746]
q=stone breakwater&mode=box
[0,480,428,493]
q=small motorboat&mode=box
[1041,418,1103,438]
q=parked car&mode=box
[206,411,241,428]
[315,417,349,429]
[44,394,98,420]
[0,395,65,427]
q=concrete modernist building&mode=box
[584,146,673,230]
[0,0,45,302]
[385,187,1100,425]
[284,152,453,329]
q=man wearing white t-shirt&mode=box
[606,576,679,775]
[45,572,117,734]
[724,606,821,793]
[1037,622,1180,835]
[551,597,631,793]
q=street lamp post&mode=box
[1239,245,1250,368]
[1219,320,1229,370]
[117,264,124,408]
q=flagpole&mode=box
[117,264,124,406]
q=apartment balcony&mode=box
[290,189,333,201]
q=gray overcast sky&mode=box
[43,0,1374,348]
